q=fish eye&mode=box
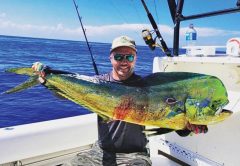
[210,100,221,109]
[211,104,215,108]
[165,97,177,105]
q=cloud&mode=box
[83,24,172,41]
[0,12,6,18]
[0,15,240,46]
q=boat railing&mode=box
[167,0,240,56]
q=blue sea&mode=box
[0,35,168,128]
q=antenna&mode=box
[72,0,99,75]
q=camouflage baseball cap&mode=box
[110,36,137,52]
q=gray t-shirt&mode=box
[95,72,148,153]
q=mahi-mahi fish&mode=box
[4,67,231,131]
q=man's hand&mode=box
[32,62,46,84]
[186,122,208,134]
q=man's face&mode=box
[110,46,137,80]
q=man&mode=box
[71,36,152,166]
[32,35,207,166]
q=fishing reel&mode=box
[142,29,159,50]
[142,29,170,55]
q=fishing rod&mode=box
[72,0,99,75]
[141,0,172,57]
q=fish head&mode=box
[185,96,231,125]
[185,75,232,125]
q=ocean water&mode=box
[0,35,167,128]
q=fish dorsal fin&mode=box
[143,72,205,86]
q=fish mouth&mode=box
[221,109,233,114]
[215,107,232,115]
[215,100,231,115]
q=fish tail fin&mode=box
[2,67,39,94]
[6,67,35,76]
[2,76,39,94]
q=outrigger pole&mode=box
[141,0,172,57]
[72,0,99,75]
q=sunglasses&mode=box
[113,54,135,62]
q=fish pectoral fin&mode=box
[3,76,39,94]
[143,127,174,137]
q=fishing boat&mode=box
[1,0,240,166]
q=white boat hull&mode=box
[0,114,98,165]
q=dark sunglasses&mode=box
[113,54,135,62]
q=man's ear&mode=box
[109,54,114,62]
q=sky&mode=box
[0,0,240,47]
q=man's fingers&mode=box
[186,123,208,134]
[194,126,199,134]
[32,62,45,73]
[203,125,208,133]
[38,77,46,84]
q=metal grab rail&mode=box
[167,0,240,56]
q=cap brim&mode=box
[110,45,137,52]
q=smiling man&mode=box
[110,36,137,81]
